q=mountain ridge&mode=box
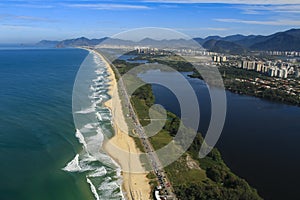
[36,28,300,52]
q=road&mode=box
[97,49,177,200]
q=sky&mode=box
[0,0,300,43]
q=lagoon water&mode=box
[139,70,300,200]
[0,48,123,200]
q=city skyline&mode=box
[1,1,300,43]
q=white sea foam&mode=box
[81,154,98,163]
[80,123,97,134]
[90,85,96,91]
[86,128,104,156]
[78,161,95,172]
[94,90,105,96]
[98,177,120,191]
[75,129,87,149]
[95,112,102,121]
[93,98,103,106]
[67,50,124,200]
[88,166,107,178]
[63,154,81,172]
[83,123,96,130]
[75,107,95,114]
[93,77,104,82]
[95,69,105,75]
[87,178,100,200]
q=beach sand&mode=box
[93,50,151,200]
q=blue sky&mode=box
[1,0,300,43]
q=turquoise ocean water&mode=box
[0,48,123,200]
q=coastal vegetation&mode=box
[111,56,263,200]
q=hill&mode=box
[249,29,300,51]
[56,37,107,48]
[198,28,300,52]
[202,39,248,54]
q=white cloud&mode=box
[66,3,151,10]
[0,14,55,22]
[0,24,50,31]
[215,18,300,26]
[175,27,230,31]
[236,4,300,14]
[14,16,55,22]
[143,0,300,4]
[14,4,55,9]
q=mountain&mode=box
[197,28,300,52]
[56,37,107,48]
[36,40,60,47]
[202,39,248,54]
[249,29,300,51]
[222,34,249,42]
[194,36,221,45]
[99,37,200,49]
[36,28,300,52]
[36,37,108,48]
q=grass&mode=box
[149,130,173,150]
[165,154,207,186]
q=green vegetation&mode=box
[110,55,263,200]
[191,67,300,106]
[220,67,299,106]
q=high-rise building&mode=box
[268,68,276,77]
[221,56,227,62]
[277,69,283,78]
[212,56,217,62]
[247,61,255,70]
[242,61,248,69]
[283,69,288,79]
[296,69,300,78]
[255,62,262,72]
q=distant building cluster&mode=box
[212,55,227,63]
[135,47,215,56]
[263,51,300,57]
[238,60,299,79]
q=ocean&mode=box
[0,48,123,200]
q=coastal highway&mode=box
[96,49,177,200]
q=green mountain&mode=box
[198,28,300,52]
[249,29,300,51]
[202,39,248,54]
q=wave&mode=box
[75,107,95,114]
[88,166,107,178]
[62,154,81,172]
[95,112,103,121]
[87,178,100,200]
[75,129,88,150]
[82,123,96,130]
[95,69,105,75]
[65,50,124,200]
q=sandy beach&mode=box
[92,50,151,200]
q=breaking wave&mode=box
[63,50,124,200]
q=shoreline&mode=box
[91,49,151,200]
